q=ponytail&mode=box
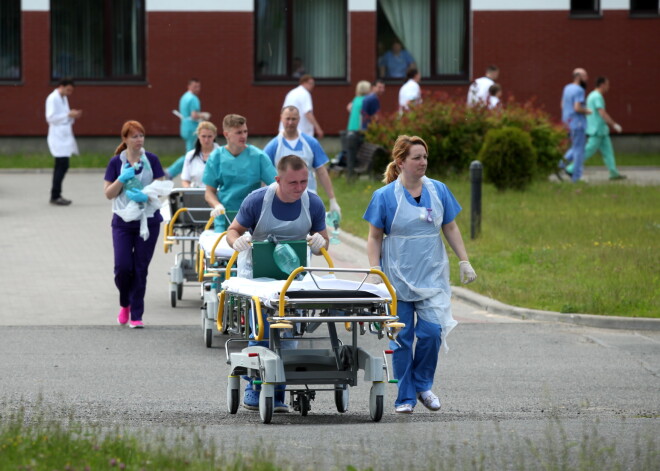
[114,142,127,156]
[383,161,400,184]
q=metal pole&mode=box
[470,160,482,239]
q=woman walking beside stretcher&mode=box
[363,135,477,413]
[104,121,167,328]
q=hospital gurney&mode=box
[163,188,213,307]
[220,244,403,423]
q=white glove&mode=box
[459,261,477,284]
[367,265,383,285]
[306,233,326,254]
[210,203,225,218]
[232,232,252,252]
[329,197,341,216]
[613,123,622,133]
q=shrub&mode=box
[478,126,537,191]
[364,92,566,180]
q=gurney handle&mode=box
[210,231,228,264]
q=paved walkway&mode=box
[0,167,657,330]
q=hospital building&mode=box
[1,0,659,145]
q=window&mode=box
[51,0,145,81]
[570,0,600,15]
[630,0,659,15]
[0,0,20,80]
[255,0,347,81]
[377,0,469,82]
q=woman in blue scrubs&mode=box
[363,135,477,413]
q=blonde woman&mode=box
[346,80,372,131]
[181,121,220,188]
[363,135,477,413]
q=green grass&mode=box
[326,173,659,318]
[1,403,657,471]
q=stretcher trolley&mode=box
[220,241,403,423]
[196,211,238,347]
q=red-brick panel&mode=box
[472,10,660,132]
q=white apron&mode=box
[381,176,457,343]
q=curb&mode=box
[338,231,660,331]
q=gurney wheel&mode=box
[177,282,183,300]
[227,377,240,414]
[300,395,310,416]
[369,384,384,422]
[204,328,213,348]
[259,385,274,424]
[334,386,349,413]
[170,290,177,308]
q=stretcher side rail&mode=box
[266,315,398,323]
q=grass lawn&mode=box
[327,172,659,318]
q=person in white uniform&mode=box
[398,68,422,112]
[45,79,82,205]
[181,121,220,188]
[467,65,500,107]
[280,75,324,139]
[263,106,340,214]
[364,135,477,414]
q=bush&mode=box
[364,92,567,180]
[478,126,536,191]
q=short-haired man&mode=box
[560,68,591,182]
[264,106,341,214]
[280,75,324,139]
[398,68,422,112]
[168,78,211,178]
[203,114,277,232]
[467,65,499,107]
[45,79,82,206]
[361,80,386,130]
[566,77,626,181]
[227,155,329,413]
[378,40,416,79]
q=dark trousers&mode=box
[112,223,160,320]
[51,157,70,200]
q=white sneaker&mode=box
[418,390,441,411]
[395,403,414,414]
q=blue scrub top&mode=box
[363,179,462,235]
[179,91,201,138]
[202,144,277,212]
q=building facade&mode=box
[1,0,659,139]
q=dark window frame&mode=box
[254,0,348,83]
[569,0,602,17]
[630,0,659,17]
[376,0,471,84]
[0,0,21,82]
[49,0,146,83]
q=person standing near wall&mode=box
[467,65,499,107]
[280,75,324,139]
[566,77,626,181]
[168,78,211,179]
[364,135,477,414]
[398,68,422,112]
[361,80,386,130]
[560,68,591,182]
[45,79,82,206]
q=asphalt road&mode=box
[0,171,658,469]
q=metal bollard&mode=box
[469,160,482,239]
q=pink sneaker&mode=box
[117,307,130,325]
[129,320,144,329]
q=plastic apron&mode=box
[381,176,457,343]
[274,135,318,193]
[112,150,153,214]
[237,182,311,278]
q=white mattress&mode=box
[199,230,235,258]
[221,275,392,307]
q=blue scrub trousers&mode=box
[112,223,160,321]
[391,300,442,407]
[564,127,586,182]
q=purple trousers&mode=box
[112,223,160,321]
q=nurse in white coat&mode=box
[364,135,477,414]
[45,79,82,205]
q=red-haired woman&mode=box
[103,121,166,328]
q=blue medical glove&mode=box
[118,163,136,183]
[126,188,148,203]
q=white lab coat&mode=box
[45,88,79,157]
